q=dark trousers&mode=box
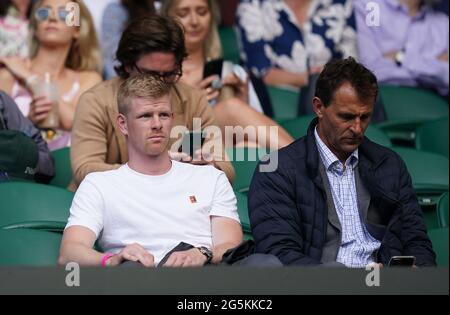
[120,254,282,268]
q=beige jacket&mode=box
[70,77,234,190]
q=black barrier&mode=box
[0,267,448,295]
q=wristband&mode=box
[101,253,115,267]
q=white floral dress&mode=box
[236,0,358,78]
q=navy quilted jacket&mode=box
[248,119,436,267]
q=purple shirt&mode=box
[355,0,449,96]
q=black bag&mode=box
[157,242,195,267]
[0,109,39,180]
[220,240,256,265]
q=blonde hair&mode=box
[118,74,172,115]
[160,0,223,60]
[28,0,103,74]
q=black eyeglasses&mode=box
[134,65,183,83]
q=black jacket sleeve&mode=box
[248,154,321,266]
[0,91,55,183]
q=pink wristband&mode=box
[101,253,114,267]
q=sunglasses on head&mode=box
[35,7,70,22]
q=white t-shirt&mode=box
[66,161,240,265]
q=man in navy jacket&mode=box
[248,58,436,268]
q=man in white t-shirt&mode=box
[58,74,243,267]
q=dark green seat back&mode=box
[0,229,62,266]
[416,118,449,158]
[49,147,72,189]
[0,182,73,232]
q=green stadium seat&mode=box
[243,233,254,241]
[428,228,449,266]
[218,27,240,64]
[437,192,449,228]
[278,115,314,138]
[226,147,271,193]
[415,118,449,158]
[394,147,449,200]
[377,86,449,143]
[267,87,300,121]
[0,182,73,232]
[280,116,393,147]
[0,229,62,266]
[235,191,251,234]
[393,147,449,229]
[49,147,72,189]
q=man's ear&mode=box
[117,114,128,136]
[312,97,325,119]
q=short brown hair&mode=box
[115,15,187,79]
[315,57,378,107]
[117,74,172,115]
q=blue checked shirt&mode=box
[315,128,381,268]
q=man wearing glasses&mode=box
[70,15,235,189]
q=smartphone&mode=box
[388,256,416,267]
[203,59,224,80]
[178,131,206,157]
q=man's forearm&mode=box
[212,242,241,264]
[59,242,105,267]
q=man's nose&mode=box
[151,115,162,130]
[350,118,363,135]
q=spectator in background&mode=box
[356,0,449,97]
[0,0,103,151]
[236,0,357,89]
[101,0,156,79]
[0,90,54,183]
[0,0,34,58]
[161,0,293,149]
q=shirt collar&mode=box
[314,127,359,172]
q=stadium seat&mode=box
[376,86,449,144]
[236,191,251,234]
[393,147,449,229]
[428,228,449,267]
[280,116,393,147]
[437,192,449,228]
[415,118,449,158]
[218,27,240,64]
[49,147,72,189]
[0,229,61,266]
[267,87,300,121]
[0,182,73,232]
[393,147,449,201]
[226,147,271,193]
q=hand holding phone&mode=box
[203,59,224,80]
